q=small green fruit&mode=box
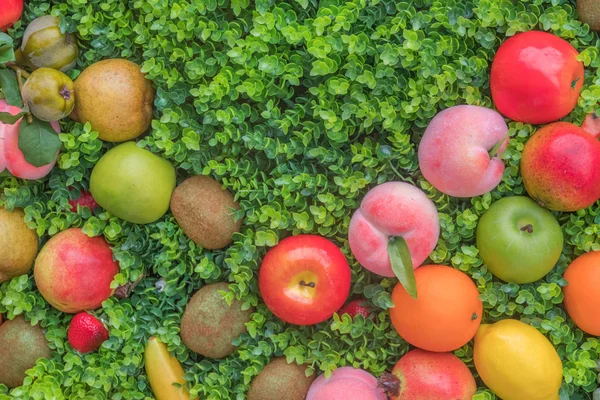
[90,142,176,224]
[476,196,563,284]
[22,68,74,121]
[18,15,79,72]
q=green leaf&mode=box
[388,236,417,299]
[0,69,23,107]
[18,118,62,167]
[0,32,15,64]
[0,110,27,124]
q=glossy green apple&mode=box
[476,196,563,284]
[90,142,176,224]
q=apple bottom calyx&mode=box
[520,224,533,233]
[377,373,401,397]
[299,280,315,288]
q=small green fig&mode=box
[22,68,75,121]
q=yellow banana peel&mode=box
[145,336,191,400]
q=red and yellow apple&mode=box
[418,105,509,197]
[258,234,351,326]
[521,122,600,211]
[0,99,60,179]
[379,349,476,400]
[34,228,119,313]
[0,0,23,32]
[491,31,584,124]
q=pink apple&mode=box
[418,105,509,197]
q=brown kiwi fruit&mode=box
[170,175,242,250]
[180,282,253,359]
[578,0,600,31]
[0,316,51,388]
[247,357,315,400]
[0,207,39,283]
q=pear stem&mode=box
[10,65,30,79]
[13,68,33,124]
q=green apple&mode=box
[475,196,563,284]
[90,142,176,224]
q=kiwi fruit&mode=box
[0,207,39,283]
[180,282,253,359]
[0,316,51,388]
[578,0,600,31]
[247,357,315,400]
[170,175,242,250]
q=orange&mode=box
[563,251,600,335]
[390,264,483,352]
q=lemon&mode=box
[474,319,562,400]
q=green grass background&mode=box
[1,0,600,398]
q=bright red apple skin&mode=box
[521,122,600,211]
[259,234,351,326]
[491,31,584,124]
[389,349,476,400]
[34,228,120,313]
[0,0,24,32]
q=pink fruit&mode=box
[418,105,509,197]
[306,367,387,400]
[0,99,59,179]
[34,228,119,313]
[348,182,439,277]
[380,349,477,400]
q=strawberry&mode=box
[338,299,372,319]
[67,312,109,353]
[68,190,98,212]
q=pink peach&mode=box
[348,182,439,277]
[418,105,509,197]
[0,99,59,179]
[306,367,387,400]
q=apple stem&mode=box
[520,224,533,233]
[299,280,315,288]
[571,76,581,89]
[377,373,401,397]
[488,132,510,159]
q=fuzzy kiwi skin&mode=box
[180,282,253,359]
[578,0,600,31]
[247,357,315,400]
[170,175,242,250]
[0,316,51,388]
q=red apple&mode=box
[521,122,600,211]
[379,349,476,400]
[258,234,351,326]
[0,0,23,32]
[490,31,584,124]
[34,228,120,313]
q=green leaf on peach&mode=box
[388,236,417,300]
[18,117,62,167]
